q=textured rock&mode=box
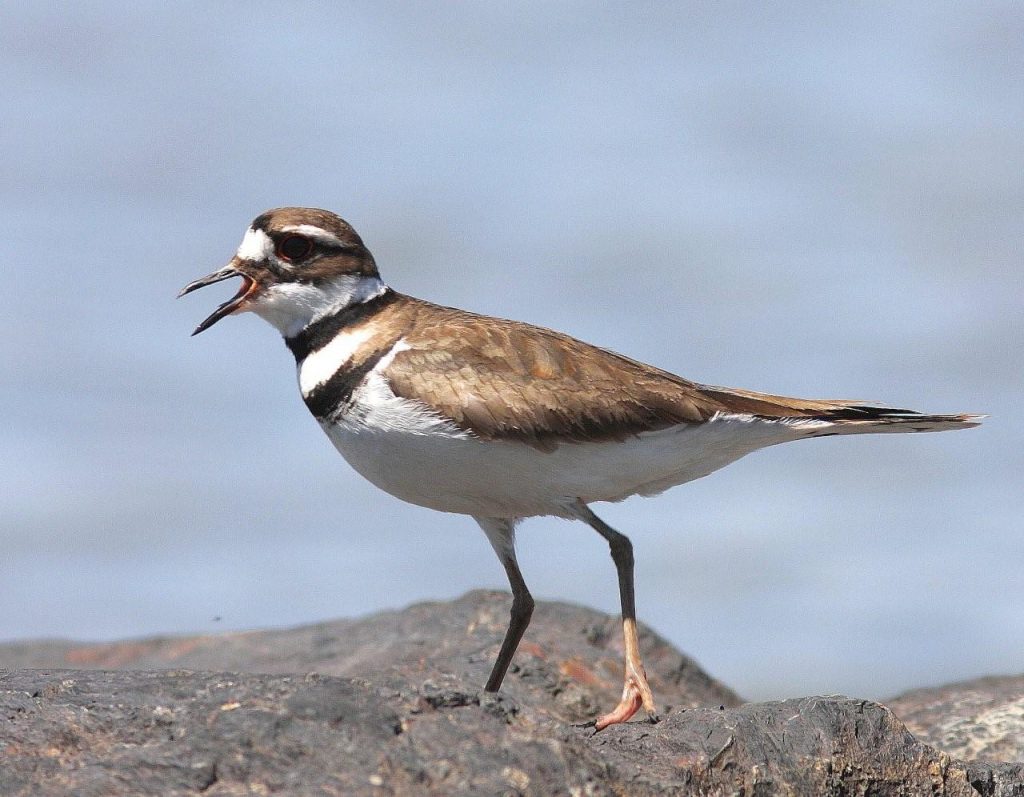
[2,592,1023,795]
[889,675,1024,764]
[0,591,739,725]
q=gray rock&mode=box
[889,675,1024,764]
[0,590,740,725]
[2,592,1022,795]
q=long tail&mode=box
[699,385,985,436]
[797,405,985,436]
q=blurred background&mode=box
[1,2,1020,701]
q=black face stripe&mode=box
[302,347,392,420]
[284,288,398,362]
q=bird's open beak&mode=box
[178,261,259,336]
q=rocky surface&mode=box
[889,675,1024,764]
[0,591,739,725]
[1,591,1022,795]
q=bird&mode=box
[179,207,982,730]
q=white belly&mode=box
[321,410,805,519]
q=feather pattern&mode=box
[378,295,981,448]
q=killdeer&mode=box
[180,207,982,729]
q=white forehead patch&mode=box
[236,227,273,262]
[279,224,346,248]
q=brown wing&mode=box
[383,298,851,450]
[379,296,978,448]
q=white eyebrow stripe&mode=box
[278,224,347,248]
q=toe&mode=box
[594,687,644,731]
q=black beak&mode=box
[178,263,258,335]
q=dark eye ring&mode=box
[277,234,313,262]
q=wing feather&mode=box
[379,297,977,448]
[383,301,713,447]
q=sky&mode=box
[1,1,1021,701]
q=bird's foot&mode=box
[594,660,657,730]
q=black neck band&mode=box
[284,288,398,362]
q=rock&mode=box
[0,590,740,725]
[1,592,1022,795]
[888,675,1024,763]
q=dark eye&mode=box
[276,234,313,262]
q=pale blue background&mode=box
[2,2,1020,701]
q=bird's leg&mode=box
[475,518,535,693]
[569,500,656,729]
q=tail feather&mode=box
[698,385,984,436]
[804,406,985,436]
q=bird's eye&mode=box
[276,234,313,262]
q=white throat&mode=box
[249,274,387,338]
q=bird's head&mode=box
[179,207,381,337]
